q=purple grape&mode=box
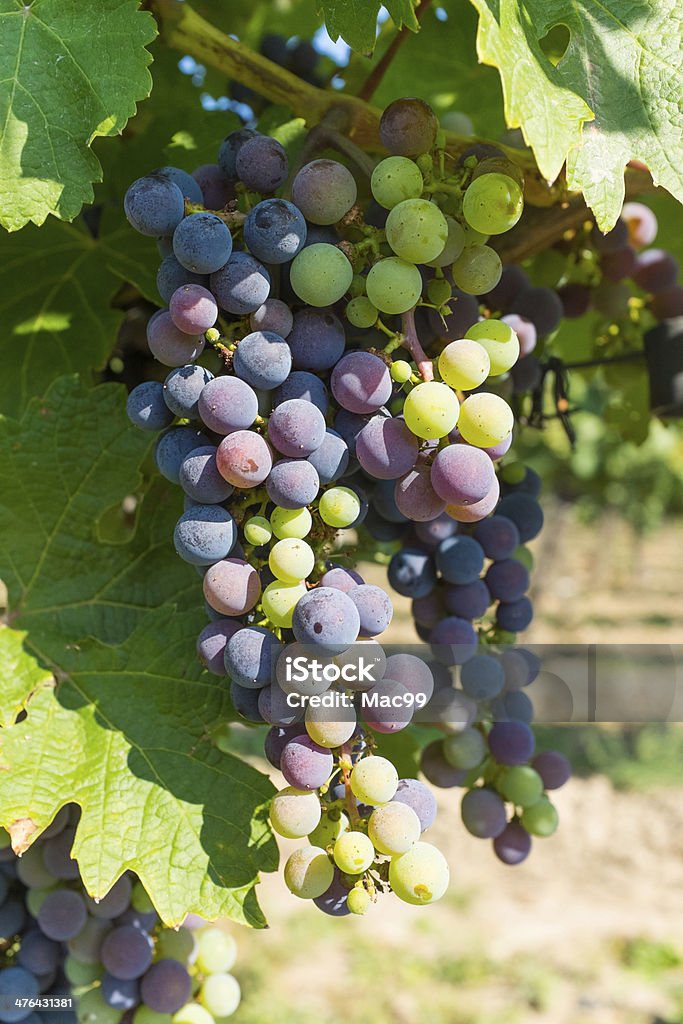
[266,458,319,509]
[511,286,563,336]
[203,558,261,616]
[393,778,437,831]
[651,285,683,320]
[496,596,533,632]
[126,381,175,432]
[124,174,185,237]
[101,925,153,981]
[179,445,234,504]
[216,431,272,488]
[235,136,288,193]
[430,444,495,506]
[532,750,571,789]
[169,284,218,334]
[292,588,361,653]
[17,930,61,974]
[85,875,133,920]
[155,427,210,483]
[140,960,192,1013]
[313,871,351,917]
[493,821,531,864]
[210,252,271,315]
[224,626,282,689]
[388,548,437,598]
[460,653,505,700]
[268,399,326,457]
[382,653,434,702]
[485,559,529,602]
[198,376,258,435]
[331,352,392,414]
[461,788,507,838]
[348,584,393,637]
[429,616,478,665]
[287,309,346,371]
[633,248,679,292]
[473,515,520,560]
[363,679,413,734]
[501,313,537,356]
[428,291,480,340]
[37,890,87,941]
[264,725,301,770]
[231,680,265,722]
[258,682,304,727]
[163,364,213,419]
[394,465,447,522]
[307,429,349,483]
[244,198,307,264]
[443,579,491,619]
[482,432,513,461]
[42,828,79,880]
[556,282,592,319]
[590,218,629,252]
[147,312,204,367]
[412,589,445,628]
[497,493,544,542]
[173,504,237,566]
[233,331,291,391]
[420,740,467,788]
[156,256,208,304]
[196,619,242,675]
[173,212,233,274]
[488,720,535,764]
[101,974,140,1011]
[600,246,637,282]
[280,734,334,789]
[156,165,203,203]
[319,566,363,592]
[274,372,328,414]
[0,898,25,941]
[218,128,259,180]
[192,163,233,209]
[484,265,530,312]
[250,298,294,338]
[436,535,485,584]
[356,416,419,480]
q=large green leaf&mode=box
[319,0,418,54]
[0,376,277,926]
[0,0,156,232]
[468,0,683,229]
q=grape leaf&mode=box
[468,0,683,230]
[318,0,418,54]
[0,0,156,232]
[0,376,278,926]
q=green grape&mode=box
[391,359,413,383]
[443,727,486,769]
[270,787,322,839]
[514,545,534,571]
[389,842,450,906]
[270,506,312,540]
[269,537,315,583]
[284,846,334,899]
[200,974,241,1018]
[262,581,308,628]
[131,880,155,914]
[289,243,353,307]
[346,296,378,328]
[441,110,474,135]
[244,515,273,546]
[319,486,361,528]
[26,885,54,917]
[305,705,357,748]
[386,199,449,264]
[501,461,526,484]
[350,756,398,805]
[521,796,559,837]
[403,381,460,439]
[427,216,466,268]
[77,988,124,1024]
[195,926,237,974]
[347,887,371,915]
[371,156,424,209]
[427,277,452,306]
[457,393,514,447]
[498,766,544,807]
[333,831,375,873]
[462,172,524,235]
[465,319,520,375]
[0,828,10,850]
[156,925,196,964]
[64,955,103,987]
[350,274,367,298]
[368,802,421,855]
[438,339,491,391]
[366,257,423,315]
[451,244,502,294]
[462,223,489,246]
[309,811,349,848]
[172,1007,212,1024]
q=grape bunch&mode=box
[0,808,242,1023]
[123,96,569,914]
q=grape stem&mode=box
[357,0,435,103]
[401,307,434,381]
[339,743,363,828]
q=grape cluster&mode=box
[123,97,568,914]
[0,809,241,1023]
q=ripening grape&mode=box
[305,705,357,748]
[309,812,350,849]
[270,506,312,540]
[438,339,491,390]
[379,97,439,157]
[346,296,379,328]
[391,360,413,383]
[333,831,375,874]
[442,727,486,770]
[465,319,520,375]
[244,516,272,546]
[319,486,361,528]
[347,887,371,915]
[403,381,460,439]
[428,216,466,268]
[350,756,398,805]
[462,173,524,234]
[199,973,241,1017]
[195,926,237,974]
[289,244,353,307]
[389,842,449,905]
[457,393,514,447]
[269,538,315,583]
[292,159,357,224]
[371,156,424,209]
[498,766,544,806]
[262,581,308,628]
[366,257,423,315]
[521,796,559,836]
[451,244,502,294]
[385,199,449,263]
[270,787,322,839]
[284,847,334,899]
[368,802,421,855]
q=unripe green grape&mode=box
[333,830,375,873]
[389,842,450,905]
[131,880,155,914]
[514,545,534,571]
[438,339,491,391]
[290,243,353,307]
[498,766,544,807]
[64,955,103,987]
[137,1010,173,1024]
[386,199,449,264]
[269,537,315,583]
[403,381,459,439]
[172,1006,212,1024]
[463,223,489,246]
[350,273,367,298]
[521,796,559,836]
[371,156,424,209]
[501,461,526,484]
[262,581,308,628]
[270,786,322,839]
[389,397,405,415]
[347,886,371,915]
[156,925,196,964]
[26,885,54,917]
[443,727,486,769]
[366,257,423,315]
[309,811,349,848]
[200,973,241,1017]
[368,802,421,855]
[77,988,123,1024]
[427,277,452,306]
[462,172,524,235]
[319,486,361,528]
[465,319,520,375]
[196,926,237,974]
[452,244,502,295]
[391,359,413,383]
[350,756,398,805]
[427,216,466,268]
[458,393,513,447]
[346,296,378,329]
[244,515,272,546]
[284,846,334,899]
[305,705,357,748]
[270,506,312,540]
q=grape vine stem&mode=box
[358,0,435,103]
[402,308,434,381]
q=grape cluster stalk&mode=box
[123,97,572,915]
[0,808,242,1022]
